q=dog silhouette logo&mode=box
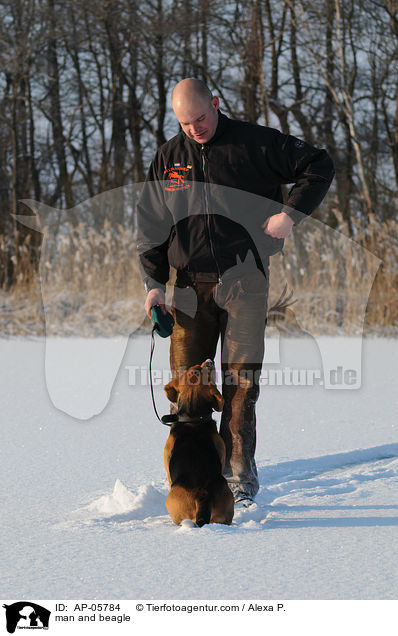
[2,602,51,633]
[163,165,191,190]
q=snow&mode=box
[1,335,397,602]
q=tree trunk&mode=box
[154,0,167,147]
[47,0,75,215]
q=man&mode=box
[137,78,334,503]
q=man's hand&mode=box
[263,211,294,239]
[145,288,166,318]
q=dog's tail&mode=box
[195,488,211,527]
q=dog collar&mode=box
[161,412,214,426]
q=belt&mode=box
[176,264,269,287]
[176,271,220,286]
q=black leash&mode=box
[149,326,172,426]
[149,305,215,429]
[149,305,176,427]
[149,322,214,428]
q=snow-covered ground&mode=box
[1,334,397,601]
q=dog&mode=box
[163,359,234,527]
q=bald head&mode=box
[172,78,212,109]
[172,78,220,144]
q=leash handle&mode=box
[151,305,175,338]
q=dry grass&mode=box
[0,221,146,337]
[267,214,396,336]
[0,215,397,337]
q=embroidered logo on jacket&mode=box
[164,164,191,191]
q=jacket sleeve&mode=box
[136,151,174,291]
[265,129,335,225]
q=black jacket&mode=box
[137,111,334,290]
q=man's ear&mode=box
[211,96,219,110]
[164,378,179,403]
[210,386,224,411]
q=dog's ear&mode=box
[164,378,179,403]
[210,386,224,411]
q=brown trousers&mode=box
[170,266,269,498]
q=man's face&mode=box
[173,96,219,144]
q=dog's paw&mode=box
[180,519,198,528]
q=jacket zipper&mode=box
[201,144,221,284]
